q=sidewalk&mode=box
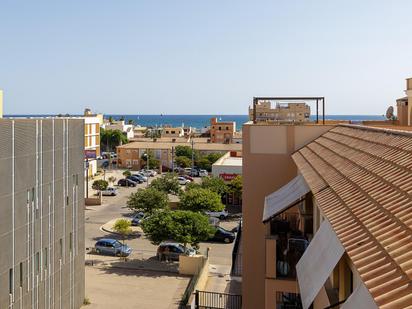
[101,218,143,235]
[204,264,241,295]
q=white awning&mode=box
[262,174,310,222]
[341,282,377,309]
[296,220,345,309]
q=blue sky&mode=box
[0,1,411,115]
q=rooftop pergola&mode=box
[252,96,326,124]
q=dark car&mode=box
[117,178,137,187]
[94,239,132,257]
[182,175,194,181]
[127,175,143,184]
[156,242,196,261]
[209,227,236,243]
[131,212,145,226]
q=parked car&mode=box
[117,178,137,187]
[156,242,196,261]
[209,227,236,243]
[101,187,118,196]
[199,169,208,177]
[132,173,148,182]
[94,239,132,257]
[178,176,190,185]
[140,169,155,177]
[131,212,145,226]
[127,175,143,184]
[205,210,229,220]
[189,169,199,177]
[182,175,194,181]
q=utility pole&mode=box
[172,146,175,173]
[191,139,194,172]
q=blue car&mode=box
[94,239,132,257]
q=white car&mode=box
[101,187,118,196]
[205,210,229,220]
[199,169,208,177]
[178,177,190,185]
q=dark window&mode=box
[44,248,48,268]
[19,263,23,287]
[59,239,63,258]
[35,252,40,273]
[9,268,13,294]
[66,196,69,206]
[69,233,73,252]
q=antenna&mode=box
[385,106,394,120]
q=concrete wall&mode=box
[242,124,334,309]
[0,118,85,309]
[0,89,3,118]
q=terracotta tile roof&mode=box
[292,124,412,308]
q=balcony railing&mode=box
[231,221,242,277]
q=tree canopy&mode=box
[141,150,160,169]
[100,128,128,152]
[92,179,108,191]
[112,219,132,245]
[175,156,192,168]
[228,175,242,195]
[127,188,169,214]
[150,173,182,195]
[141,210,215,249]
[179,188,224,212]
[200,176,228,196]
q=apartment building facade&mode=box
[249,101,311,123]
[117,140,242,170]
[210,117,236,144]
[83,113,101,177]
[242,121,412,308]
[161,126,184,138]
[0,118,85,309]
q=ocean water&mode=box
[6,114,386,131]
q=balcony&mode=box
[265,209,312,280]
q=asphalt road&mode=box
[85,172,239,266]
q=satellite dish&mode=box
[386,106,394,120]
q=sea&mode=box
[6,114,386,131]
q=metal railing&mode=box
[195,290,242,309]
[230,221,242,277]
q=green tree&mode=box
[108,116,114,124]
[197,158,212,171]
[107,176,117,185]
[127,188,169,214]
[228,175,242,196]
[92,179,108,191]
[175,156,192,168]
[185,181,201,191]
[150,173,181,195]
[141,150,160,170]
[100,128,128,152]
[113,219,132,248]
[179,188,224,212]
[141,210,215,250]
[206,153,223,164]
[123,170,132,177]
[127,119,134,125]
[201,176,228,196]
[175,145,199,161]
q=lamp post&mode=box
[143,153,149,187]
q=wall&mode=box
[0,118,85,309]
[242,124,334,309]
[0,89,3,118]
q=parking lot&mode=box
[84,169,240,307]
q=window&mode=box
[35,252,40,273]
[19,263,23,287]
[59,239,63,258]
[69,233,73,252]
[9,268,13,294]
[66,195,69,206]
[44,248,48,269]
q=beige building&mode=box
[102,120,134,139]
[249,101,310,123]
[82,112,101,177]
[397,77,412,126]
[241,117,412,308]
[161,126,184,138]
[210,117,236,144]
[211,151,242,181]
[117,140,241,170]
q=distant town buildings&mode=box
[102,119,134,139]
[117,140,241,170]
[209,117,236,144]
[396,77,412,126]
[249,101,310,123]
[82,109,102,177]
[0,118,85,309]
[161,125,185,138]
